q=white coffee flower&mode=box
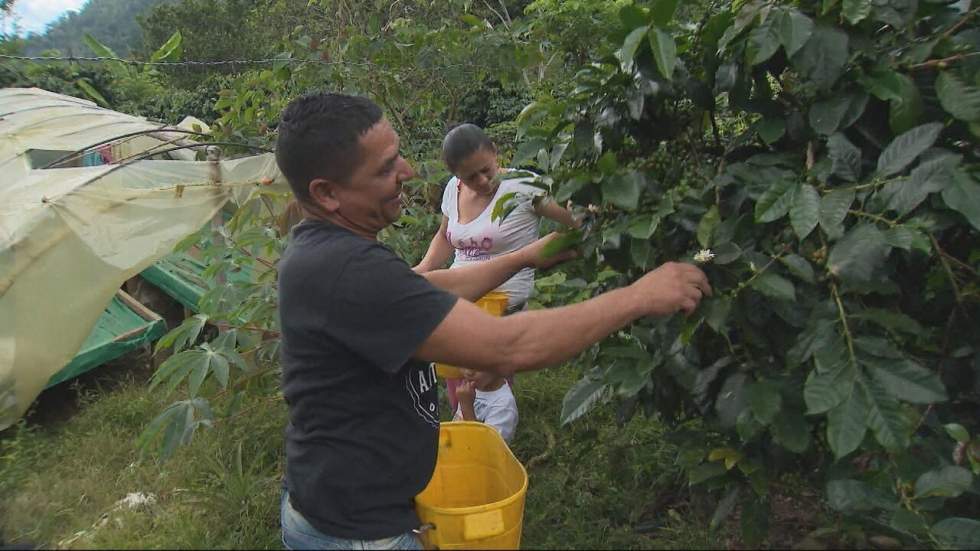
[694,249,715,264]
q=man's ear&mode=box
[308,178,341,212]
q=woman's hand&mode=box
[519,232,578,270]
[457,381,477,421]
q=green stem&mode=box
[730,244,792,297]
[849,209,897,227]
[930,234,963,305]
[830,282,856,365]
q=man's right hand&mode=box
[631,262,712,317]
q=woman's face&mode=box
[454,146,499,196]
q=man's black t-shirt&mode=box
[278,219,457,540]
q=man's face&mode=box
[330,118,415,235]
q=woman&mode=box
[414,123,579,412]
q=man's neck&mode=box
[301,204,378,241]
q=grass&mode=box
[0,350,813,549]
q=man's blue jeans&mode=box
[280,490,423,550]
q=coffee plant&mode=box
[513,0,980,546]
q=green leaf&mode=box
[791,24,848,90]
[560,375,610,425]
[828,133,862,182]
[936,72,980,122]
[868,357,948,404]
[828,224,890,283]
[710,487,740,531]
[137,398,213,461]
[876,123,944,178]
[689,461,727,485]
[515,138,546,165]
[737,409,765,441]
[630,238,654,269]
[540,229,583,259]
[941,170,980,232]
[819,188,855,239]
[788,315,838,366]
[755,179,797,223]
[775,8,813,57]
[851,308,924,336]
[915,466,973,499]
[490,191,520,223]
[697,206,720,248]
[810,92,867,135]
[750,272,796,301]
[703,296,732,333]
[627,214,661,239]
[804,360,856,414]
[75,79,109,108]
[862,374,910,450]
[619,5,647,29]
[888,74,924,134]
[842,0,872,24]
[854,336,903,359]
[932,518,980,550]
[827,387,869,458]
[155,314,208,354]
[757,117,785,144]
[886,154,961,216]
[861,70,905,102]
[780,254,816,283]
[885,226,932,254]
[601,172,643,210]
[827,479,896,512]
[459,13,482,27]
[597,151,618,174]
[746,381,782,424]
[746,17,781,66]
[83,33,117,58]
[619,25,650,69]
[556,176,588,204]
[715,372,748,429]
[945,423,970,444]
[771,409,810,453]
[712,241,742,265]
[649,27,677,80]
[150,30,183,63]
[650,0,680,26]
[149,349,197,393]
[790,184,820,240]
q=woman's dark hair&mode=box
[275,92,383,203]
[442,123,496,173]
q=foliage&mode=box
[20,0,172,56]
[510,0,980,547]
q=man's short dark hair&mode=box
[275,93,384,203]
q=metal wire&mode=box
[0,53,478,71]
[0,53,335,67]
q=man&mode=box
[275,92,711,549]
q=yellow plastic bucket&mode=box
[415,421,528,549]
[434,291,509,379]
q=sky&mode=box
[5,0,88,35]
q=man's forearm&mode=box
[421,250,527,302]
[498,286,646,373]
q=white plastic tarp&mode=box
[0,88,283,429]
